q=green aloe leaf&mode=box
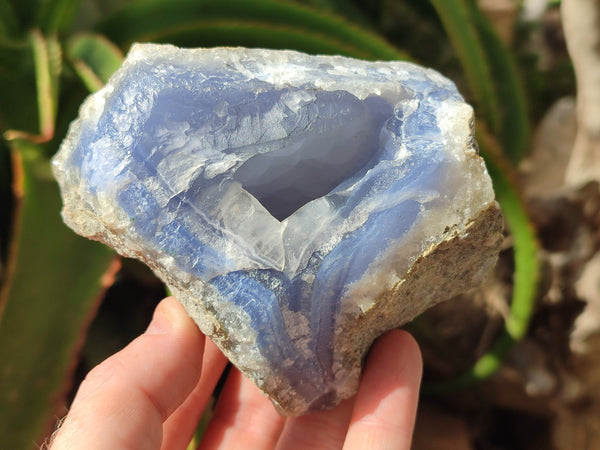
[129,20,393,60]
[66,33,123,92]
[0,39,38,133]
[430,0,500,130]
[423,0,537,386]
[4,0,39,33]
[38,31,61,136]
[482,139,539,345]
[464,1,530,166]
[430,0,530,164]
[37,0,82,34]
[96,0,407,60]
[291,0,373,27]
[4,30,61,143]
[0,0,20,38]
[421,0,537,388]
[0,147,116,448]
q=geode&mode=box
[52,44,503,415]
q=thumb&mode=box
[50,297,205,450]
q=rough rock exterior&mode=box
[52,44,503,415]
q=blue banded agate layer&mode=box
[53,45,500,415]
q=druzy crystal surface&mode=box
[52,44,503,415]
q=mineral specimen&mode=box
[52,44,503,415]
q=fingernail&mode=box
[145,300,176,335]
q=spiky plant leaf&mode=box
[66,33,123,91]
[97,0,407,60]
[0,148,116,448]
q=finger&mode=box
[198,368,285,450]
[50,297,205,450]
[343,329,422,450]
[161,338,228,449]
[274,397,354,450]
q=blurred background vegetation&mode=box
[3,0,598,448]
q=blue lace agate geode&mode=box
[52,44,503,415]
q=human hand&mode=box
[49,297,422,450]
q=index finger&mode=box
[343,330,422,450]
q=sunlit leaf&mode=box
[480,132,539,345]
[66,33,123,91]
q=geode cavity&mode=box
[52,44,503,415]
